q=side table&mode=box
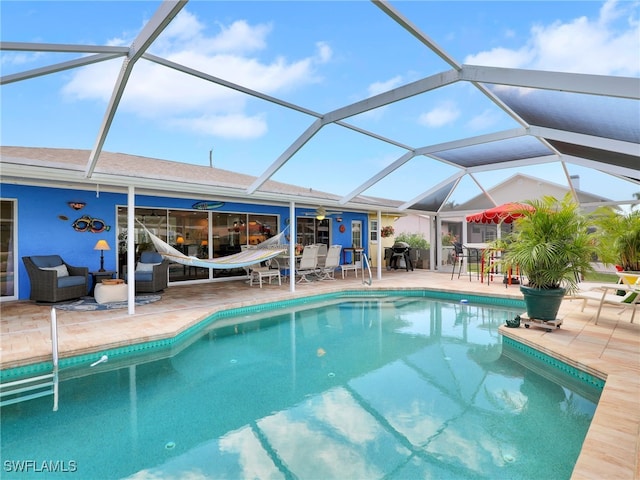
[90,270,116,295]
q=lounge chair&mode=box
[22,255,89,303]
[295,244,319,283]
[317,245,342,280]
[571,272,640,324]
[123,251,171,293]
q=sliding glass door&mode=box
[118,207,279,283]
[0,199,16,300]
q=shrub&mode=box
[395,232,430,250]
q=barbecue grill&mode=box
[387,241,413,271]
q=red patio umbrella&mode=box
[465,202,534,224]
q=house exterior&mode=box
[1,147,396,302]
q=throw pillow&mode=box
[136,262,160,272]
[41,264,70,277]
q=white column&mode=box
[127,185,136,314]
[289,202,296,293]
[377,210,382,280]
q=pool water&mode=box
[1,296,601,479]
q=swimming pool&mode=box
[1,293,602,479]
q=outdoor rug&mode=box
[52,295,162,312]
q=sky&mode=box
[1,0,639,207]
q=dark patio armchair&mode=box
[123,251,170,293]
[22,255,89,303]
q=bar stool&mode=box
[451,242,473,281]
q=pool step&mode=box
[0,373,57,408]
[1,307,60,411]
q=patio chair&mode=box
[317,245,342,280]
[123,251,171,293]
[315,243,328,268]
[249,258,282,288]
[451,242,476,281]
[22,255,89,303]
[571,273,640,324]
[295,244,320,283]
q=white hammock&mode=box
[140,223,288,270]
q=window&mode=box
[296,217,330,246]
[370,220,378,243]
[351,220,362,248]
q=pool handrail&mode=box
[362,253,372,285]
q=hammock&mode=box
[139,222,288,270]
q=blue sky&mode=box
[1,1,639,206]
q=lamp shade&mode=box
[176,236,184,244]
[94,239,111,251]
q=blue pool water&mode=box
[1,295,601,479]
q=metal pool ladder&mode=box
[0,308,59,411]
[362,253,372,286]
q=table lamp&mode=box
[94,239,111,272]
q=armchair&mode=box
[22,255,89,303]
[124,251,170,293]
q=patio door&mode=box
[351,220,362,265]
[0,199,16,300]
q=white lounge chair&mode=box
[315,243,328,268]
[317,245,342,280]
[572,272,640,324]
[295,244,320,283]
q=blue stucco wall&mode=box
[1,183,368,300]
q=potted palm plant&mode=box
[489,194,597,322]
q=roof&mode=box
[0,146,401,212]
[1,1,638,215]
[455,173,610,213]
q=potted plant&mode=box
[590,207,640,272]
[488,194,597,321]
[381,225,395,238]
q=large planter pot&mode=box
[520,285,566,321]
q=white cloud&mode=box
[465,0,640,76]
[0,51,45,67]
[354,76,404,120]
[316,41,333,63]
[465,46,533,69]
[466,108,502,131]
[367,75,403,97]
[60,8,326,139]
[418,101,460,128]
[171,113,268,139]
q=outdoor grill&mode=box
[387,242,413,271]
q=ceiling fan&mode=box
[305,206,343,220]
